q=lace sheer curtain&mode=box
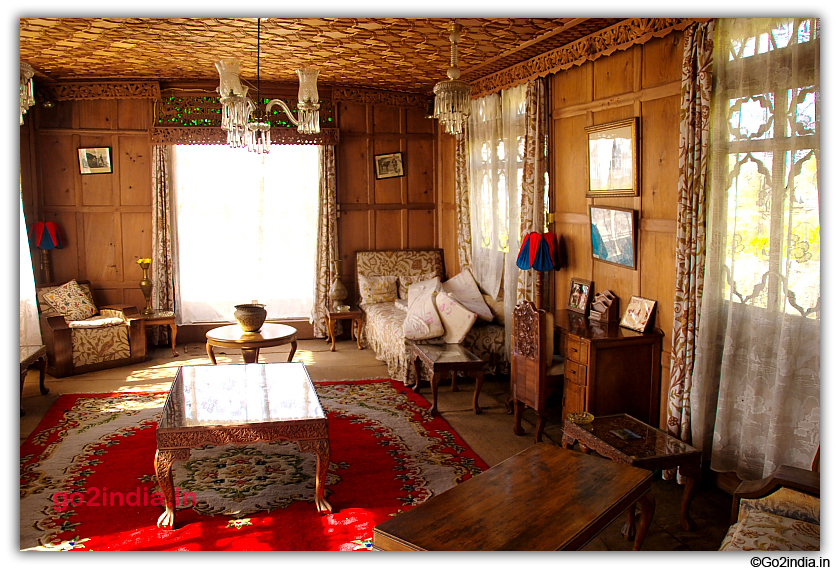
[20,195,41,346]
[171,144,320,323]
[691,18,820,480]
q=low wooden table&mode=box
[325,306,364,352]
[154,362,332,529]
[141,310,178,356]
[205,323,297,364]
[410,342,485,415]
[562,413,701,536]
[20,344,48,417]
[373,443,654,551]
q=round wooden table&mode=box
[205,323,298,364]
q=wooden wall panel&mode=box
[641,95,680,221]
[37,133,76,206]
[76,99,117,129]
[406,138,434,204]
[117,99,151,130]
[374,210,403,250]
[642,33,683,89]
[408,209,436,250]
[553,62,591,109]
[373,104,401,133]
[593,48,636,100]
[337,137,370,204]
[121,211,153,275]
[337,101,368,133]
[118,135,152,206]
[406,106,435,134]
[82,212,120,282]
[44,211,79,282]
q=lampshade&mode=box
[32,221,63,250]
[517,232,558,271]
[20,62,35,125]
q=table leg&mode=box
[513,399,525,436]
[633,492,656,551]
[328,317,337,352]
[169,324,179,357]
[287,339,297,362]
[535,412,547,443]
[561,434,576,449]
[679,464,700,531]
[451,370,459,392]
[430,372,441,415]
[355,317,364,350]
[155,448,190,529]
[242,348,260,363]
[299,439,333,514]
[206,342,217,364]
[412,355,423,393]
[472,370,484,415]
[20,366,27,417]
[622,503,637,541]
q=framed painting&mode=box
[620,296,657,332]
[78,147,112,174]
[589,205,637,270]
[567,278,594,315]
[585,118,639,197]
[374,152,405,180]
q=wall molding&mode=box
[149,126,340,146]
[332,86,431,109]
[40,81,161,101]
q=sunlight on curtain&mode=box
[691,18,819,479]
[20,196,41,346]
[171,145,320,323]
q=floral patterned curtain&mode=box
[310,145,338,339]
[150,145,175,344]
[691,18,820,480]
[665,21,714,459]
[454,130,472,272]
[516,78,549,305]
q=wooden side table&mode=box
[410,342,485,416]
[20,344,48,417]
[141,310,178,356]
[325,306,365,352]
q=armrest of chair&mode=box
[100,304,142,318]
[730,465,820,524]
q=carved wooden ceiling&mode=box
[20,17,638,96]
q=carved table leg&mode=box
[155,448,190,529]
[206,342,217,365]
[472,370,484,415]
[287,339,297,362]
[633,492,656,551]
[37,356,48,395]
[622,503,637,541]
[328,317,337,352]
[451,370,459,392]
[354,318,364,350]
[242,348,260,363]
[299,439,333,514]
[430,372,441,415]
[679,463,700,531]
[513,399,525,436]
[534,412,547,443]
[169,324,179,357]
[561,434,576,450]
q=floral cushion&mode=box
[435,291,478,343]
[719,511,819,551]
[482,294,506,325]
[403,289,445,341]
[407,276,441,308]
[441,269,494,322]
[399,273,442,299]
[71,324,131,367]
[42,279,97,321]
[358,274,398,305]
[68,316,125,328]
[739,488,820,526]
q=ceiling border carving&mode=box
[331,86,431,109]
[150,126,340,146]
[41,81,161,101]
[470,18,709,98]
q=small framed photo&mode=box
[567,278,594,315]
[374,152,404,180]
[620,296,657,332]
[78,147,112,174]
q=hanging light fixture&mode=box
[20,62,35,125]
[216,18,321,153]
[433,21,471,136]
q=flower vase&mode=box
[137,259,154,315]
[329,260,348,311]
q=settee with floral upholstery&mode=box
[720,464,820,551]
[36,279,147,378]
[355,249,508,386]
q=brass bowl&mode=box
[234,303,267,333]
[567,411,594,425]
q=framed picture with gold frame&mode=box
[567,278,594,315]
[585,117,639,197]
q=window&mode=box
[715,18,819,318]
[172,145,320,323]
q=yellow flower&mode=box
[136,258,152,265]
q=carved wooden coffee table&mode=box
[562,413,701,538]
[205,323,297,364]
[154,362,332,529]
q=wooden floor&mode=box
[20,337,733,552]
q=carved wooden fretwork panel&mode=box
[471,18,706,98]
[41,81,161,100]
[331,86,431,109]
[150,126,339,146]
[513,302,540,360]
[157,421,329,449]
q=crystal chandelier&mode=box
[216,18,320,153]
[433,21,471,136]
[20,62,35,125]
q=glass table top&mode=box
[413,343,482,364]
[574,414,698,460]
[159,363,324,430]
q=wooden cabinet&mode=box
[557,310,664,427]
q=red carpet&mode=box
[20,379,488,551]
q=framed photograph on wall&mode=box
[78,147,112,174]
[374,152,404,179]
[567,278,594,315]
[589,205,637,270]
[585,117,639,197]
[620,296,657,332]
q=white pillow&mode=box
[358,274,398,305]
[441,270,494,322]
[407,276,441,308]
[482,294,506,325]
[435,292,478,344]
[394,298,409,312]
[403,289,445,341]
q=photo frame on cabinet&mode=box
[374,152,404,179]
[78,147,112,174]
[590,205,637,270]
[567,278,594,315]
[585,118,639,197]
[620,296,657,332]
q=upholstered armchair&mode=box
[36,279,146,378]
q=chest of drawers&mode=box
[558,310,664,427]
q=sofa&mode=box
[355,249,508,386]
[719,465,820,551]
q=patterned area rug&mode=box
[20,379,487,551]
